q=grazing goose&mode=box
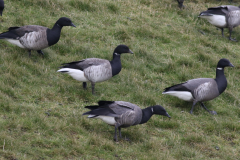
[162,58,234,115]
[83,101,171,141]
[57,45,133,95]
[0,17,76,56]
[198,5,240,41]
[0,0,4,16]
[176,0,185,9]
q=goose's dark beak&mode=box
[71,23,76,27]
[128,49,133,54]
[166,112,171,118]
[229,63,234,67]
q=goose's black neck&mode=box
[47,23,63,46]
[215,67,227,94]
[110,53,122,76]
[140,107,153,124]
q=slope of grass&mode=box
[0,0,240,159]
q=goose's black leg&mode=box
[83,82,87,90]
[118,127,131,142]
[114,124,119,142]
[91,82,95,95]
[229,27,237,42]
[28,50,32,57]
[37,50,44,56]
[118,127,122,139]
[200,102,217,115]
[220,28,224,37]
[189,101,197,114]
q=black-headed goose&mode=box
[162,58,234,115]
[199,5,240,41]
[57,45,133,95]
[83,101,170,141]
[0,17,76,56]
[0,0,4,16]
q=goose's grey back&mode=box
[183,78,219,102]
[111,101,142,127]
[80,58,112,83]
[16,25,49,50]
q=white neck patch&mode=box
[151,107,154,113]
[114,53,120,55]
[217,67,223,70]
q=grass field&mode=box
[0,0,240,159]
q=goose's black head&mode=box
[217,58,234,69]
[113,45,133,55]
[56,17,76,27]
[0,0,4,16]
[152,105,171,118]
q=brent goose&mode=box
[57,45,133,95]
[0,17,76,56]
[83,101,171,141]
[199,5,240,41]
[0,0,4,16]
[162,58,234,115]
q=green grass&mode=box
[0,0,240,159]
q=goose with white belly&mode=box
[0,17,76,56]
[83,101,171,141]
[162,58,234,115]
[199,5,240,41]
[57,45,133,95]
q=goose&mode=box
[83,101,171,141]
[198,5,240,41]
[0,17,76,56]
[57,45,133,95]
[162,58,234,115]
[176,0,185,9]
[0,0,4,16]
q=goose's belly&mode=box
[95,116,116,126]
[19,31,48,50]
[203,15,227,28]
[57,68,89,82]
[163,91,193,101]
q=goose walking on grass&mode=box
[162,58,234,115]
[0,0,4,16]
[83,101,171,142]
[0,17,76,57]
[198,5,240,41]
[57,45,133,95]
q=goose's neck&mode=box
[110,53,122,76]
[215,67,227,94]
[47,23,63,46]
[140,107,153,124]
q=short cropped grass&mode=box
[0,0,240,159]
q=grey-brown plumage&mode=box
[83,101,170,141]
[163,58,234,115]
[199,5,240,41]
[0,17,76,57]
[57,45,133,95]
